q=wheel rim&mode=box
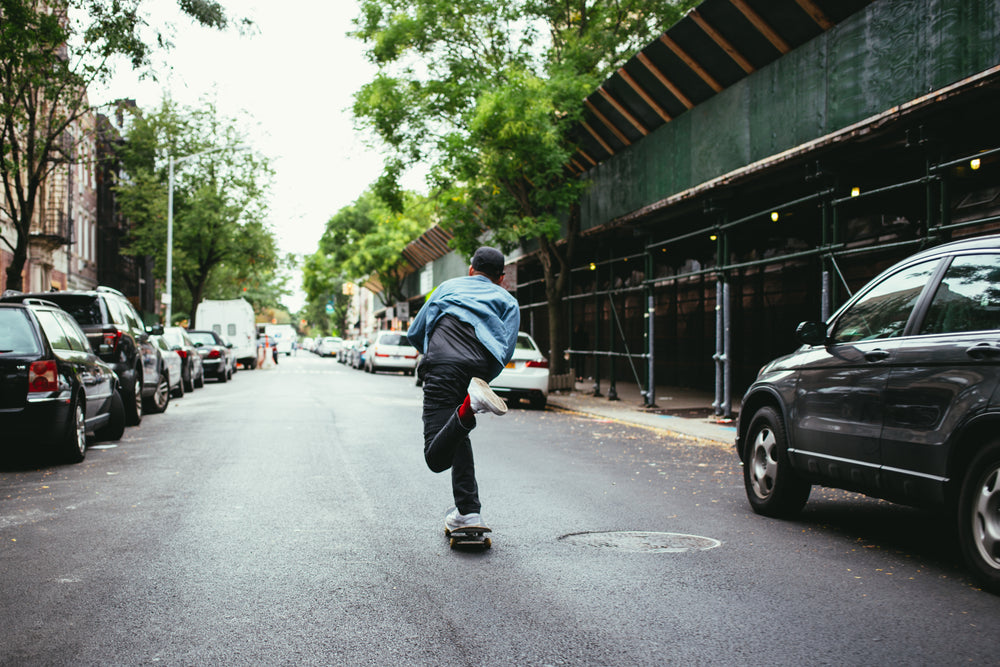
[155,375,169,408]
[750,426,778,500]
[73,403,86,456]
[971,464,1000,571]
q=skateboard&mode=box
[445,525,492,549]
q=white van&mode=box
[194,298,259,369]
[264,324,297,356]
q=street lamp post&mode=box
[164,144,247,324]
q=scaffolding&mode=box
[515,141,1000,417]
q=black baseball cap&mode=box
[471,246,504,279]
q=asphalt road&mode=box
[2,353,999,665]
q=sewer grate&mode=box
[558,531,721,553]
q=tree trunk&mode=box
[4,214,32,292]
[536,205,579,376]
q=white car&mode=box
[490,332,549,409]
[315,336,343,357]
[365,331,418,375]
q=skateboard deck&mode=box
[445,525,492,549]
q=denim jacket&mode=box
[408,275,520,370]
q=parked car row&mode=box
[315,328,550,409]
[0,287,240,465]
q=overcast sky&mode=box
[90,1,409,311]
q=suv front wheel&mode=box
[743,406,811,518]
[958,440,1000,593]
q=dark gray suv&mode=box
[736,234,1000,593]
[2,287,162,426]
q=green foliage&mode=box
[302,189,431,331]
[351,0,697,371]
[115,96,282,323]
[0,0,249,291]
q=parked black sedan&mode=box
[187,329,235,382]
[0,299,125,463]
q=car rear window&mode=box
[515,335,537,351]
[379,333,409,346]
[0,309,41,354]
[43,295,104,325]
[188,332,217,345]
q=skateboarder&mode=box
[407,246,521,535]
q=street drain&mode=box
[558,531,721,553]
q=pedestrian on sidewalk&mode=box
[407,246,520,533]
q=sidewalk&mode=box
[545,380,739,446]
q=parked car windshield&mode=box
[0,309,40,354]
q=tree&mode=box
[352,0,696,372]
[303,189,428,329]
[0,0,247,291]
[114,97,280,326]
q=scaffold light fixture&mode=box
[971,158,982,170]
[589,262,597,270]
[770,211,779,222]
[851,186,861,197]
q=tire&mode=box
[95,390,126,441]
[957,440,1000,594]
[144,371,171,414]
[218,367,228,383]
[183,363,194,393]
[123,370,142,426]
[171,373,185,398]
[61,398,87,464]
[742,406,811,518]
[195,367,205,388]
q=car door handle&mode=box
[864,349,890,362]
[965,343,1000,360]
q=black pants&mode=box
[420,360,493,515]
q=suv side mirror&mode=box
[796,321,828,346]
[147,324,164,336]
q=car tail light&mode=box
[207,349,221,359]
[526,359,549,369]
[375,352,389,358]
[28,360,59,393]
[405,353,417,359]
[176,349,188,359]
[103,330,123,353]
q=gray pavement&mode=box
[546,379,739,446]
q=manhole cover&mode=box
[558,531,721,553]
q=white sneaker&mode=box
[468,377,507,415]
[445,506,488,531]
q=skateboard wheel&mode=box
[484,538,492,549]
